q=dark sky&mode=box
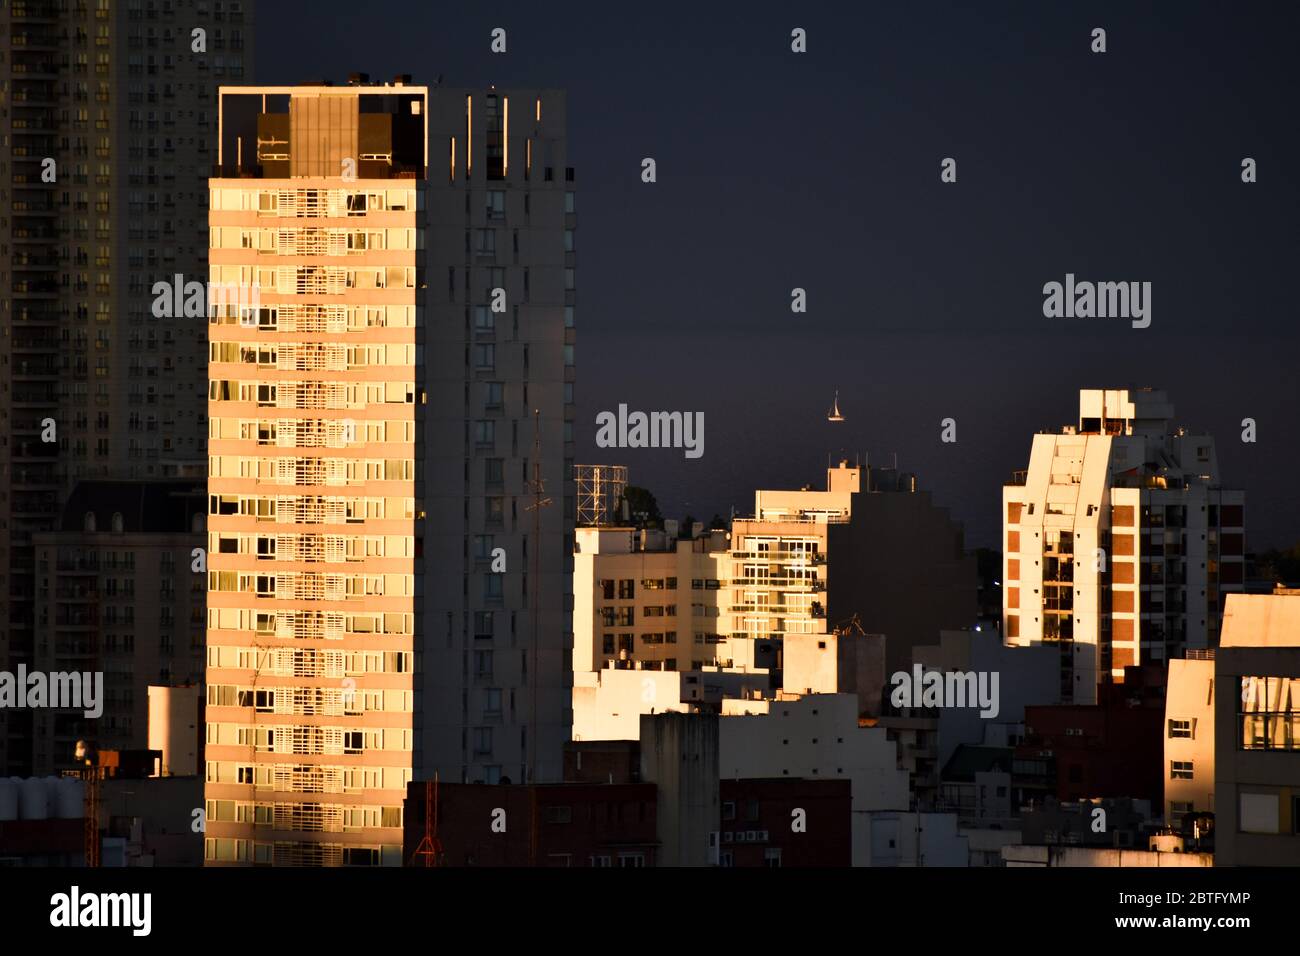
[257,1,1300,550]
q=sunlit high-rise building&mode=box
[204,80,424,866]
[1003,388,1245,705]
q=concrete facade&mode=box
[640,712,718,867]
[1004,388,1245,704]
[421,87,575,787]
[1164,655,1215,827]
[1214,592,1300,866]
[31,479,205,774]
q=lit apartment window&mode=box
[564,191,575,214]
[1238,676,1300,751]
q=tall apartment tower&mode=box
[0,0,253,774]
[1003,388,1245,705]
[422,89,576,785]
[205,82,425,866]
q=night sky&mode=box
[258,1,1300,550]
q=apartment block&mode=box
[422,87,575,785]
[734,460,976,677]
[573,524,739,674]
[403,779,658,867]
[1164,652,1215,828]
[718,777,852,867]
[1018,667,1165,807]
[1214,591,1300,865]
[570,462,973,740]
[0,0,254,775]
[719,692,910,865]
[31,478,205,775]
[571,520,775,740]
[1004,388,1245,704]
[204,82,424,866]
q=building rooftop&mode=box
[1221,592,1300,648]
[58,479,204,535]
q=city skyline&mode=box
[0,0,1297,904]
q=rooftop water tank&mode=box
[18,777,47,820]
[55,777,83,819]
[0,778,18,821]
[42,775,62,809]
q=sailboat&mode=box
[827,390,845,422]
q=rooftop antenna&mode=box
[408,773,444,867]
[827,390,845,422]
